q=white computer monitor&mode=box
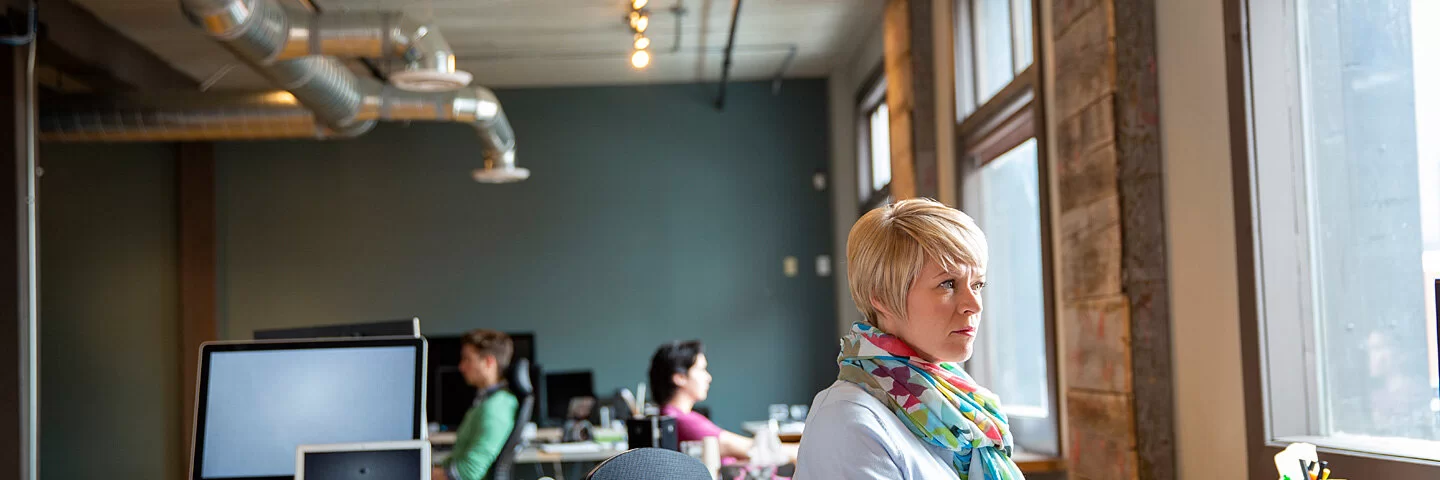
[189,337,427,480]
[295,440,431,480]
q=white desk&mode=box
[432,442,625,466]
[514,444,626,464]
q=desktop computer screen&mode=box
[252,318,421,340]
[191,338,426,480]
[544,371,595,422]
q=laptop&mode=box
[296,440,431,480]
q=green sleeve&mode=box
[444,390,518,480]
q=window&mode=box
[858,72,891,211]
[956,0,1036,116]
[868,104,892,194]
[1241,0,1440,470]
[962,138,1046,416]
[952,0,1054,456]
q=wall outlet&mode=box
[816,255,832,277]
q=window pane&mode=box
[963,139,1047,413]
[1421,0,1440,432]
[973,0,1014,103]
[869,104,892,192]
[1298,0,1440,444]
[1011,0,1033,72]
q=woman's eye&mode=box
[940,280,956,289]
[972,281,987,291]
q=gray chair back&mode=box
[489,358,533,480]
[584,447,711,480]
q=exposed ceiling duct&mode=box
[38,0,527,183]
[278,11,472,92]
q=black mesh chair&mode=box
[584,448,711,480]
[488,358,534,480]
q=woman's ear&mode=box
[672,372,688,386]
[870,297,895,320]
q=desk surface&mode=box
[1012,451,1066,473]
[436,439,1064,472]
[513,445,628,464]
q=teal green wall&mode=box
[216,80,837,430]
[38,142,181,480]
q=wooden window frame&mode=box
[857,67,891,213]
[953,0,1056,457]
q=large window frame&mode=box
[952,0,1058,457]
[1228,0,1440,476]
[857,69,891,213]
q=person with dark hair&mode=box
[432,329,518,480]
[648,340,754,460]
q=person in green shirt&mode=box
[433,329,519,480]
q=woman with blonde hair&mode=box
[795,198,1023,480]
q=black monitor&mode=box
[190,337,427,480]
[544,371,595,423]
[253,318,420,340]
[425,332,536,430]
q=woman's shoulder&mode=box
[797,381,960,480]
[794,382,908,480]
[803,381,903,442]
[809,381,893,419]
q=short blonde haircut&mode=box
[846,198,988,325]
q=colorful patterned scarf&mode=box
[837,322,1023,480]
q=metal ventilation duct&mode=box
[39,0,520,180]
[39,84,517,174]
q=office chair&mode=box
[489,358,534,480]
[584,448,711,480]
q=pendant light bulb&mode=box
[631,49,651,69]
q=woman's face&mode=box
[876,257,985,363]
[674,353,713,402]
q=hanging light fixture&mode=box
[626,2,652,70]
[630,50,651,69]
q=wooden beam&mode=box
[177,143,217,479]
[12,0,195,90]
[883,0,916,199]
[882,0,941,200]
[0,39,38,480]
[1112,0,1175,476]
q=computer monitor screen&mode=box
[425,333,535,429]
[433,366,471,430]
[544,371,595,422]
[192,338,426,480]
[253,318,420,340]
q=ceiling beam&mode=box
[7,0,196,91]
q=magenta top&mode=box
[661,404,724,442]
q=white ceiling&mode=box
[68,0,883,90]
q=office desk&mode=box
[514,445,627,464]
[429,432,457,445]
[741,421,804,443]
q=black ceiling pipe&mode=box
[714,0,742,111]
